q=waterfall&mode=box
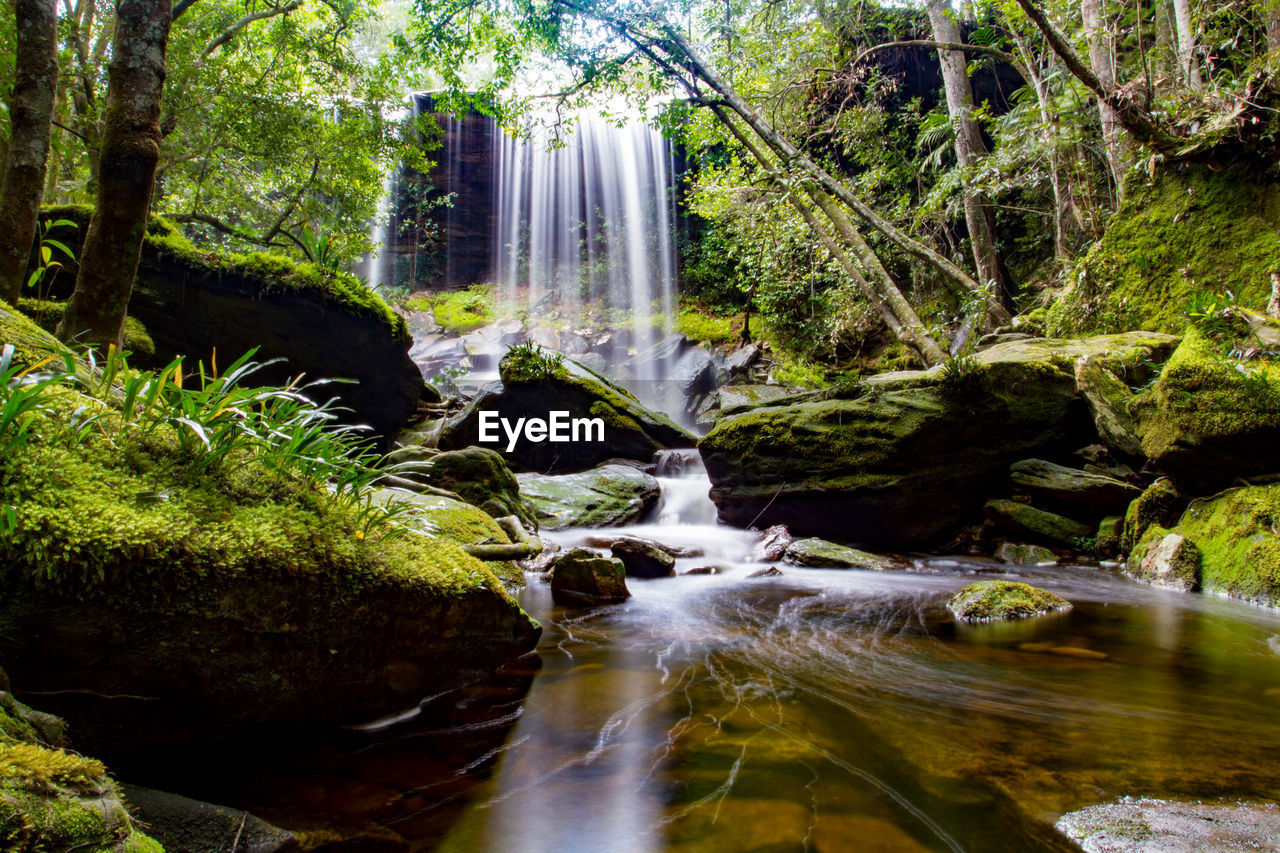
[362,164,398,292]
[490,113,677,376]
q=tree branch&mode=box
[200,0,304,60]
[171,0,200,21]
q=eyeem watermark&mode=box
[478,411,605,452]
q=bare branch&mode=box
[200,0,304,60]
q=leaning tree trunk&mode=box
[58,0,171,349]
[0,0,58,306]
[1172,0,1202,89]
[1081,0,1132,198]
[926,0,1008,306]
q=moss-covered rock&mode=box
[1009,458,1140,517]
[1047,164,1280,336]
[516,464,660,529]
[1132,325,1280,491]
[16,298,157,365]
[984,499,1094,547]
[1177,485,1280,606]
[947,580,1073,622]
[0,314,539,754]
[0,695,162,853]
[699,333,1170,549]
[1095,515,1124,559]
[390,489,525,587]
[403,446,535,530]
[782,538,898,571]
[993,543,1058,566]
[1121,479,1185,553]
[549,548,630,605]
[34,207,422,438]
[1125,527,1201,592]
[441,349,696,472]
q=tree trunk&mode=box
[0,0,58,305]
[657,27,1013,329]
[1081,0,1133,198]
[926,0,1008,305]
[1172,0,1202,89]
[1260,0,1280,52]
[58,0,171,349]
[1152,0,1177,82]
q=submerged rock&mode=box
[993,543,1058,566]
[610,537,677,579]
[1125,529,1201,592]
[783,538,898,571]
[985,499,1094,547]
[550,549,630,605]
[1009,458,1140,517]
[1056,798,1280,852]
[121,786,296,853]
[700,333,1172,549]
[517,464,660,529]
[441,348,695,472]
[583,534,701,558]
[948,580,1073,622]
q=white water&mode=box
[361,106,410,292]
[491,113,677,377]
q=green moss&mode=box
[676,305,736,345]
[16,299,155,363]
[39,205,407,340]
[427,285,493,334]
[1135,325,1280,461]
[948,580,1072,622]
[589,400,641,433]
[1178,486,1280,607]
[1047,165,1280,336]
[1121,479,1184,552]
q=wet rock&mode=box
[441,352,695,472]
[748,567,784,578]
[724,342,762,376]
[673,346,717,397]
[583,534,702,558]
[993,543,1058,566]
[701,333,1174,549]
[550,548,630,605]
[682,566,723,576]
[753,524,792,562]
[517,464,660,529]
[519,541,561,574]
[121,785,297,853]
[948,580,1073,622]
[611,537,676,579]
[1056,798,1280,852]
[783,538,898,571]
[1009,459,1140,517]
[1125,529,1201,592]
[985,499,1094,547]
[716,384,795,417]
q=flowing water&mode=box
[165,455,1280,850]
[491,112,677,375]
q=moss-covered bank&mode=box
[0,307,539,753]
[1048,164,1280,336]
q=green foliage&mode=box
[676,304,736,345]
[500,341,565,382]
[428,284,494,334]
[23,219,76,302]
[938,353,984,399]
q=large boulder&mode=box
[517,464,661,529]
[1133,326,1280,491]
[1009,459,1140,517]
[121,786,297,853]
[398,446,535,529]
[440,346,695,472]
[38,207,423,438]
[549,549,631,605]
[700,335,1170,548]
[1175,485,1280,606]
[610,537,676,578]
[948,580,1073,622]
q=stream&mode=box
[165,452,1280,851]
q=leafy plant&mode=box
[938,353,984,399]
[25,219,77,302]
[0,345,72,454]
[501,341,564,382]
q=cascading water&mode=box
[360,105,410,293]
[491,112,677,379]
